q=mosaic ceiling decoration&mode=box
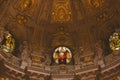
[51,0,72,23]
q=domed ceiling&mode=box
[0,0,120,56]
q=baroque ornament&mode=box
[51,0,72,23]
[14,0,32,12]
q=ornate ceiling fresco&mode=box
[0,0,120,80]
[0,0,119,56]
[0,0,119,57]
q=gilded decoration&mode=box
[109,32,120,51]
[0,26,15,53]
[31,55,44,66]
[96,8,114,22]
[21,0,32,11]
[32,55,41,62]
[2,32,15,53]
[0,0,120,80]
[90,0,105,8]
[81,0,105,16]
[16,14,27,24]
[80,51,94,66]
[51,0,72,23]
[14,0,32,12]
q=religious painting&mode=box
[1,32,15,53]
[109,32,120,51]
[53,46,72,64]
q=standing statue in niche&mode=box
[74,47,83,65]
[39,48,51,66]
[20,41,31,69]
[94,41,105,67]
[44,54,51,66]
